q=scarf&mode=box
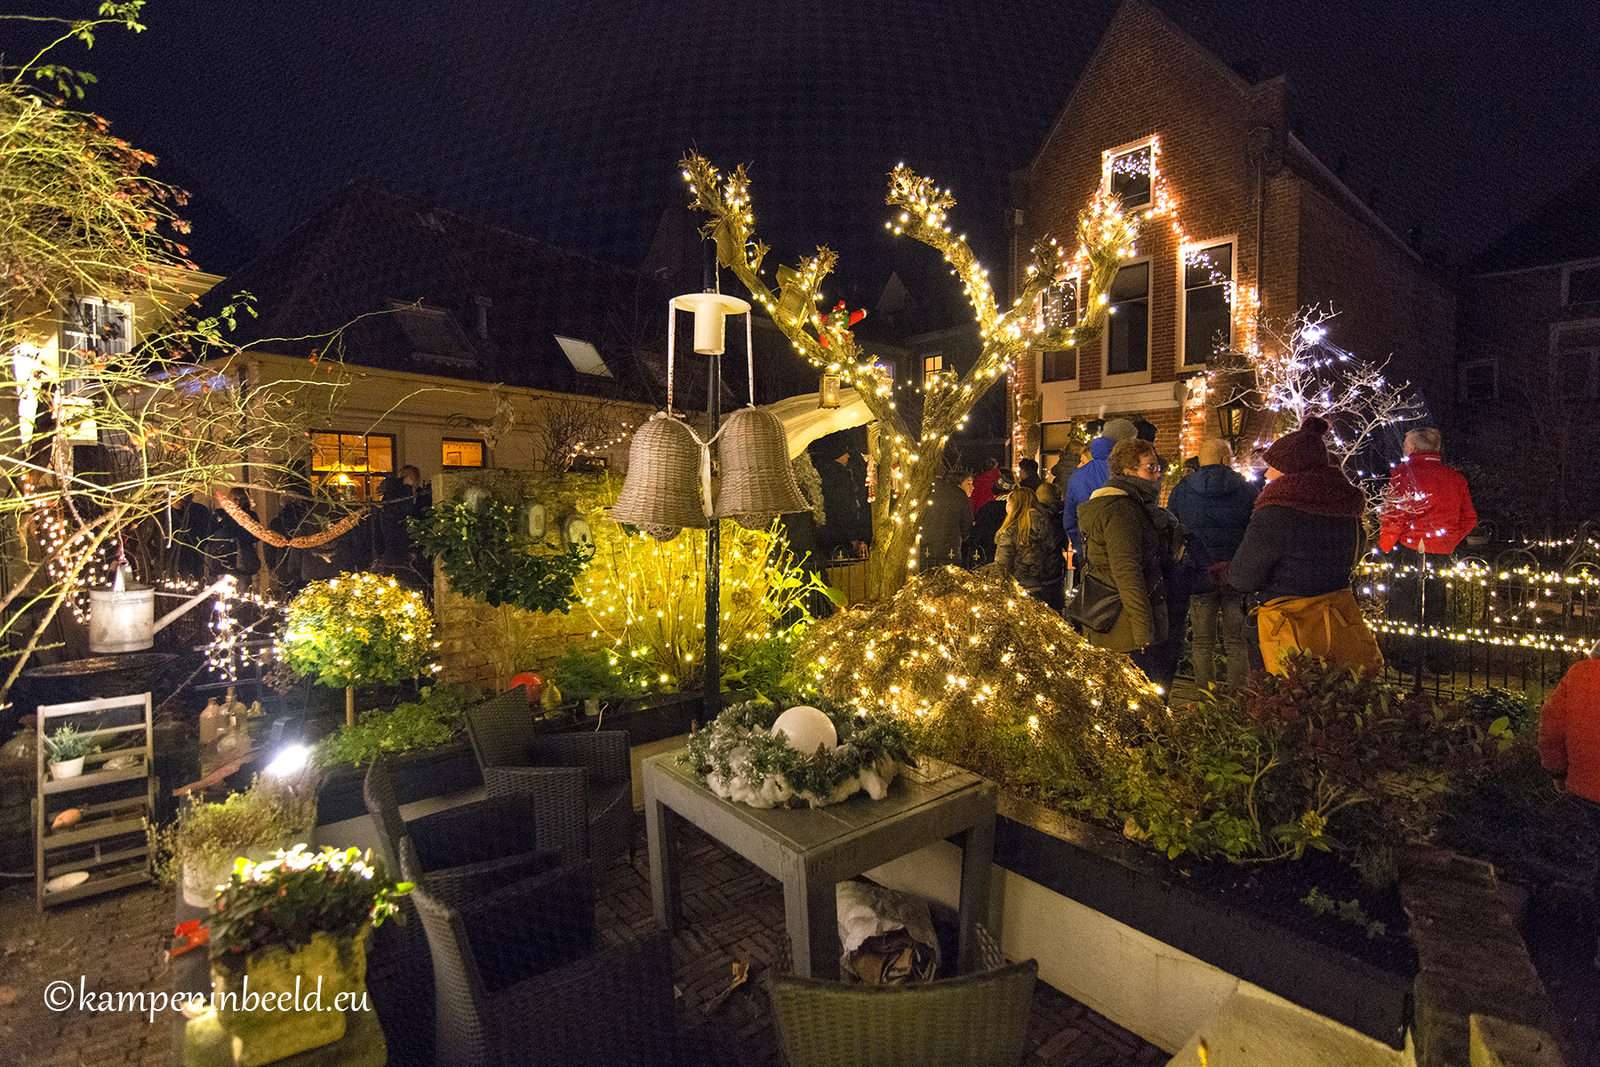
[1105,474,1176,533]
[1253,465,1365,518]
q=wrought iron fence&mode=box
[1358,520,1600,696]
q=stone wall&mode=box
[430,468,619,690]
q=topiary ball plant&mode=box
[280,572,438,725]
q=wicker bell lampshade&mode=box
[713,407,810,530]
[611,413,707,541]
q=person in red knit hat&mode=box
[1221,416,1367,672]
[1378,428,1477,674]
[1539,641,1600,969]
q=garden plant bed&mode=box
[995,792,1415,1049]
[316,742,480,825]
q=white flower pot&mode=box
[50,757,85,779]
[181,846,280,909]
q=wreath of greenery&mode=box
[410,499,592,614]
[684,694,916,809]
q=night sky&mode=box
[22,0,1600,305]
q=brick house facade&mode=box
[1010,0,1454,471]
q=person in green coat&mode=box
[1077,438,1180,685]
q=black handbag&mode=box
[1067,565,1123,633]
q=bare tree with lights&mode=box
[682,152,1135,599]
[1239,307,1426,514]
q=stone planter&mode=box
[315,743,480,826]
[181,845,283,909]
[201,928,370,1066]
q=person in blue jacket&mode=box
[1063,418,1137,567]
[1167,438,1259,692]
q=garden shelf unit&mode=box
[35,693,155,910]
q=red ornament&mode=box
[509,673,544,702]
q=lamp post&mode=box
[1218,397,1248,453]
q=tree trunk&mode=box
[865,442,945,602]
[346,685,355,727]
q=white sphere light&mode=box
[771,706,837,756]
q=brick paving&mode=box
[0,815,1167,1066]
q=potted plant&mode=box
[199,845,410,1064]
[45,725,96,779]
[152,773,317,907]
[279,571,438,726]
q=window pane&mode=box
[310,432,339,472]
[1039,276,1080,331]
[1109,262,1149,302]
[1459,362,1496,402]
[367,435,393,473]
[1185,286,1231,365]
[1110,147,1152,210]
[1568,266,1600,305]
[1184,244,1232,289]
[443,440,484,467]
[1562,351,1597,397]
[1041,349,1077,382]
[1109,300,1149,375]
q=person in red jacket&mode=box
[1538,641,1600,969]
[1378,428,1477,673]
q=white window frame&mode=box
[1178,238,1236,369]
[1034,273,1082,392]
[922,352,944,388]
[59,294,133,391]
[1102,137,1157,212]
[1103,257,1153,388]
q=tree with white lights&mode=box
[682,153,1135,599]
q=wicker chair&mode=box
[766,928,1037,1067]
[401,837,680,1067]
[363,751,588,885]
[463,687,633,865]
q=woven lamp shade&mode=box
[713,407,810,530]
[611,413,707,541]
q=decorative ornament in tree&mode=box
[681,152,1135,599]
[279,572,438,724]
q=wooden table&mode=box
[643,750,996,978]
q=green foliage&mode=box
[313,684,478,767]
[45,723,96,761]
[150,773,318,887]
[1461,687,1535,736]
[1302,887,1387,939]
[552,645,636,702]
[209,845,410,968]
[280,572,435,690]
[411,499,592,614]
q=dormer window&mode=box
[60,295,132,390]
[390,302,476,368]
[554,335,612,378]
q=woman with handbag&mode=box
[1221,416,1381,675]
[1076,438,1177,685]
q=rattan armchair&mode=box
[463,687,633,865]
[401,837,680,1067]
[766,928,1037,1067]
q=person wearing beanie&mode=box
[1222,416,1368,671]
[1063,418,1138,567]
[1538,640,1600,969]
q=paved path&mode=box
[0,814,1167,1066]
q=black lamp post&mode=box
[1218,397,1248,452]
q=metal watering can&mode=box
[88,566,233,654]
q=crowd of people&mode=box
[908,414,1486,702]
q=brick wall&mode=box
[431,469,618,690]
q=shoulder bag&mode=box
[1067,564,1123,633]
[1252,587,1384,676]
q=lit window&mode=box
[309,432,395,500]
[1106,262,1150,376]
[922,353,944,387]
[1107,144,1152,210]
[1183,242,1233,366]
[442,439,485,467]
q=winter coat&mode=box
[920,476,973,567]
[1377,452,1477,554]
[1168,464,1259,594]
[1225,467,1365,603]
[1063,435,1116,563]
[1077,477,1170,652]
[971,499,1008,565]
[1539,659,1600,805]
[970,468,1003,515]
[994,503,1063,596]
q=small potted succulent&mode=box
[45,725,96,779]
[196,845,411,1063]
